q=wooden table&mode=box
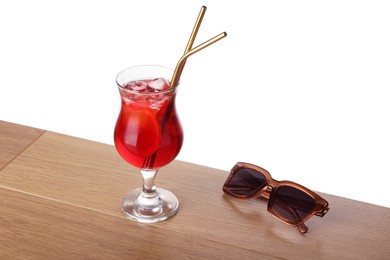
[1,120,389,259]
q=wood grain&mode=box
[1,124,390,259]
[0,121,45,169]
[0,187,263,260]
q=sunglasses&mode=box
[223,162,330,234]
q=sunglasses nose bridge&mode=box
[261,185,273,199]
[261,177,279,199]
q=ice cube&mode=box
[147,95,167,110]
[123,80,147,91]
[121,96,132,105]
[147,77,170,91]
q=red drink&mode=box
[114,78,183,169]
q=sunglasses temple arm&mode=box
[292,208,308,234]
[277,199,309,234]
[298,222,308,234]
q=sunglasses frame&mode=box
[223,162,330,234]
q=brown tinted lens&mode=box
[270,186,316,225]
[225,168,267,197]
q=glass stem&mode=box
[137,169,162,215]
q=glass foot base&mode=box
[121,188,179,223]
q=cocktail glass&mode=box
[114,65,183,223]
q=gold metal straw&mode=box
[185,6,207,53]
[170,32,227,88]
[147,6,225,168]
[170,6,227,89]
[174,5,206,84]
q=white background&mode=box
[1,1,389,208]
